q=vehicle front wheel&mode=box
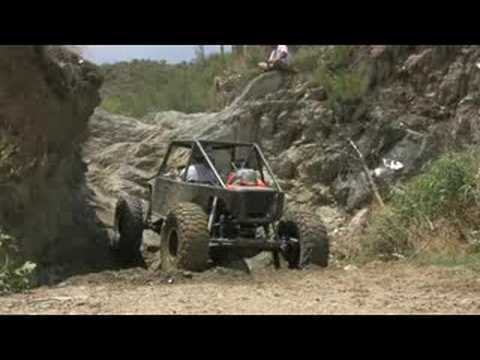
[111,196,144,266]
[161,202,210,272]
[277,211,329,269]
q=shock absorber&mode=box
[145,182,153,227]
[219,215,226,238]
[208,196,218,234]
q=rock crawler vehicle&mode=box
[111,140,329,272]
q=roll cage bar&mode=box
[153,140,282,191]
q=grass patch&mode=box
[362,148,480,261]
[315,46,370,106]
[291,46,326,73]
[0,231,37,294]
[413,252,480,272]
[291,46,370,110]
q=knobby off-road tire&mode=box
[277,210,329,269]
[112,196,144,265]
[161,202,210,272]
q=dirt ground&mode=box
[1,261,480,315]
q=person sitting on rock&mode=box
[258,45,290,72]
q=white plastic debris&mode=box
[373,167,388,177]
[383,158,404,171]
[373,158,404,178]
[476,62,480,70]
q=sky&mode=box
[82,45,231,64]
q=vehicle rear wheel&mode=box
[111,196,144,266]
[277,211,329,269]
[161,202,210,272]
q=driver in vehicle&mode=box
[180,150,217,184]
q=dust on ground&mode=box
[1,261,479,314]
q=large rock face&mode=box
[0,46,108,271]
[86,46,480,257]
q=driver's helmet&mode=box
[228,168,259,186]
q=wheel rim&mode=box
[162,226,179,271]
[112,205,124,249]
[278,221,301,268]
[116,214,123,234]
[168,229,179,258]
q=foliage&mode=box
[315,46,370,105]
[291,46,326,73]
[98,45,287,118]
[0,231,37,294]
[289,46,370,106]
[99,49,260,118]
[363,148,480,259]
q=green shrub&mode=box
[363,207,411,258]
[412,250,480,272]
[244,46,268,68]
[101,96,123,115]
[291,46,325,73]
[322,45,356,69]
[315,46,370,105]
[390,150,479,222]
[0,231,37,294]
[363,148,480,258]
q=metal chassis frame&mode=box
[144,139,290,266]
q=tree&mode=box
[232,46,242,57]
[195,46,206,65]
[232,45,247,60]
[220,45,225,60]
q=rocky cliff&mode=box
[0,46,109,277]
[4,45,478,276]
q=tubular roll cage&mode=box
[154,140,283,192]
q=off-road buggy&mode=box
[110,140,329,271]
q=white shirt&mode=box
[181,164,217,184]
[269,45,289,64]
